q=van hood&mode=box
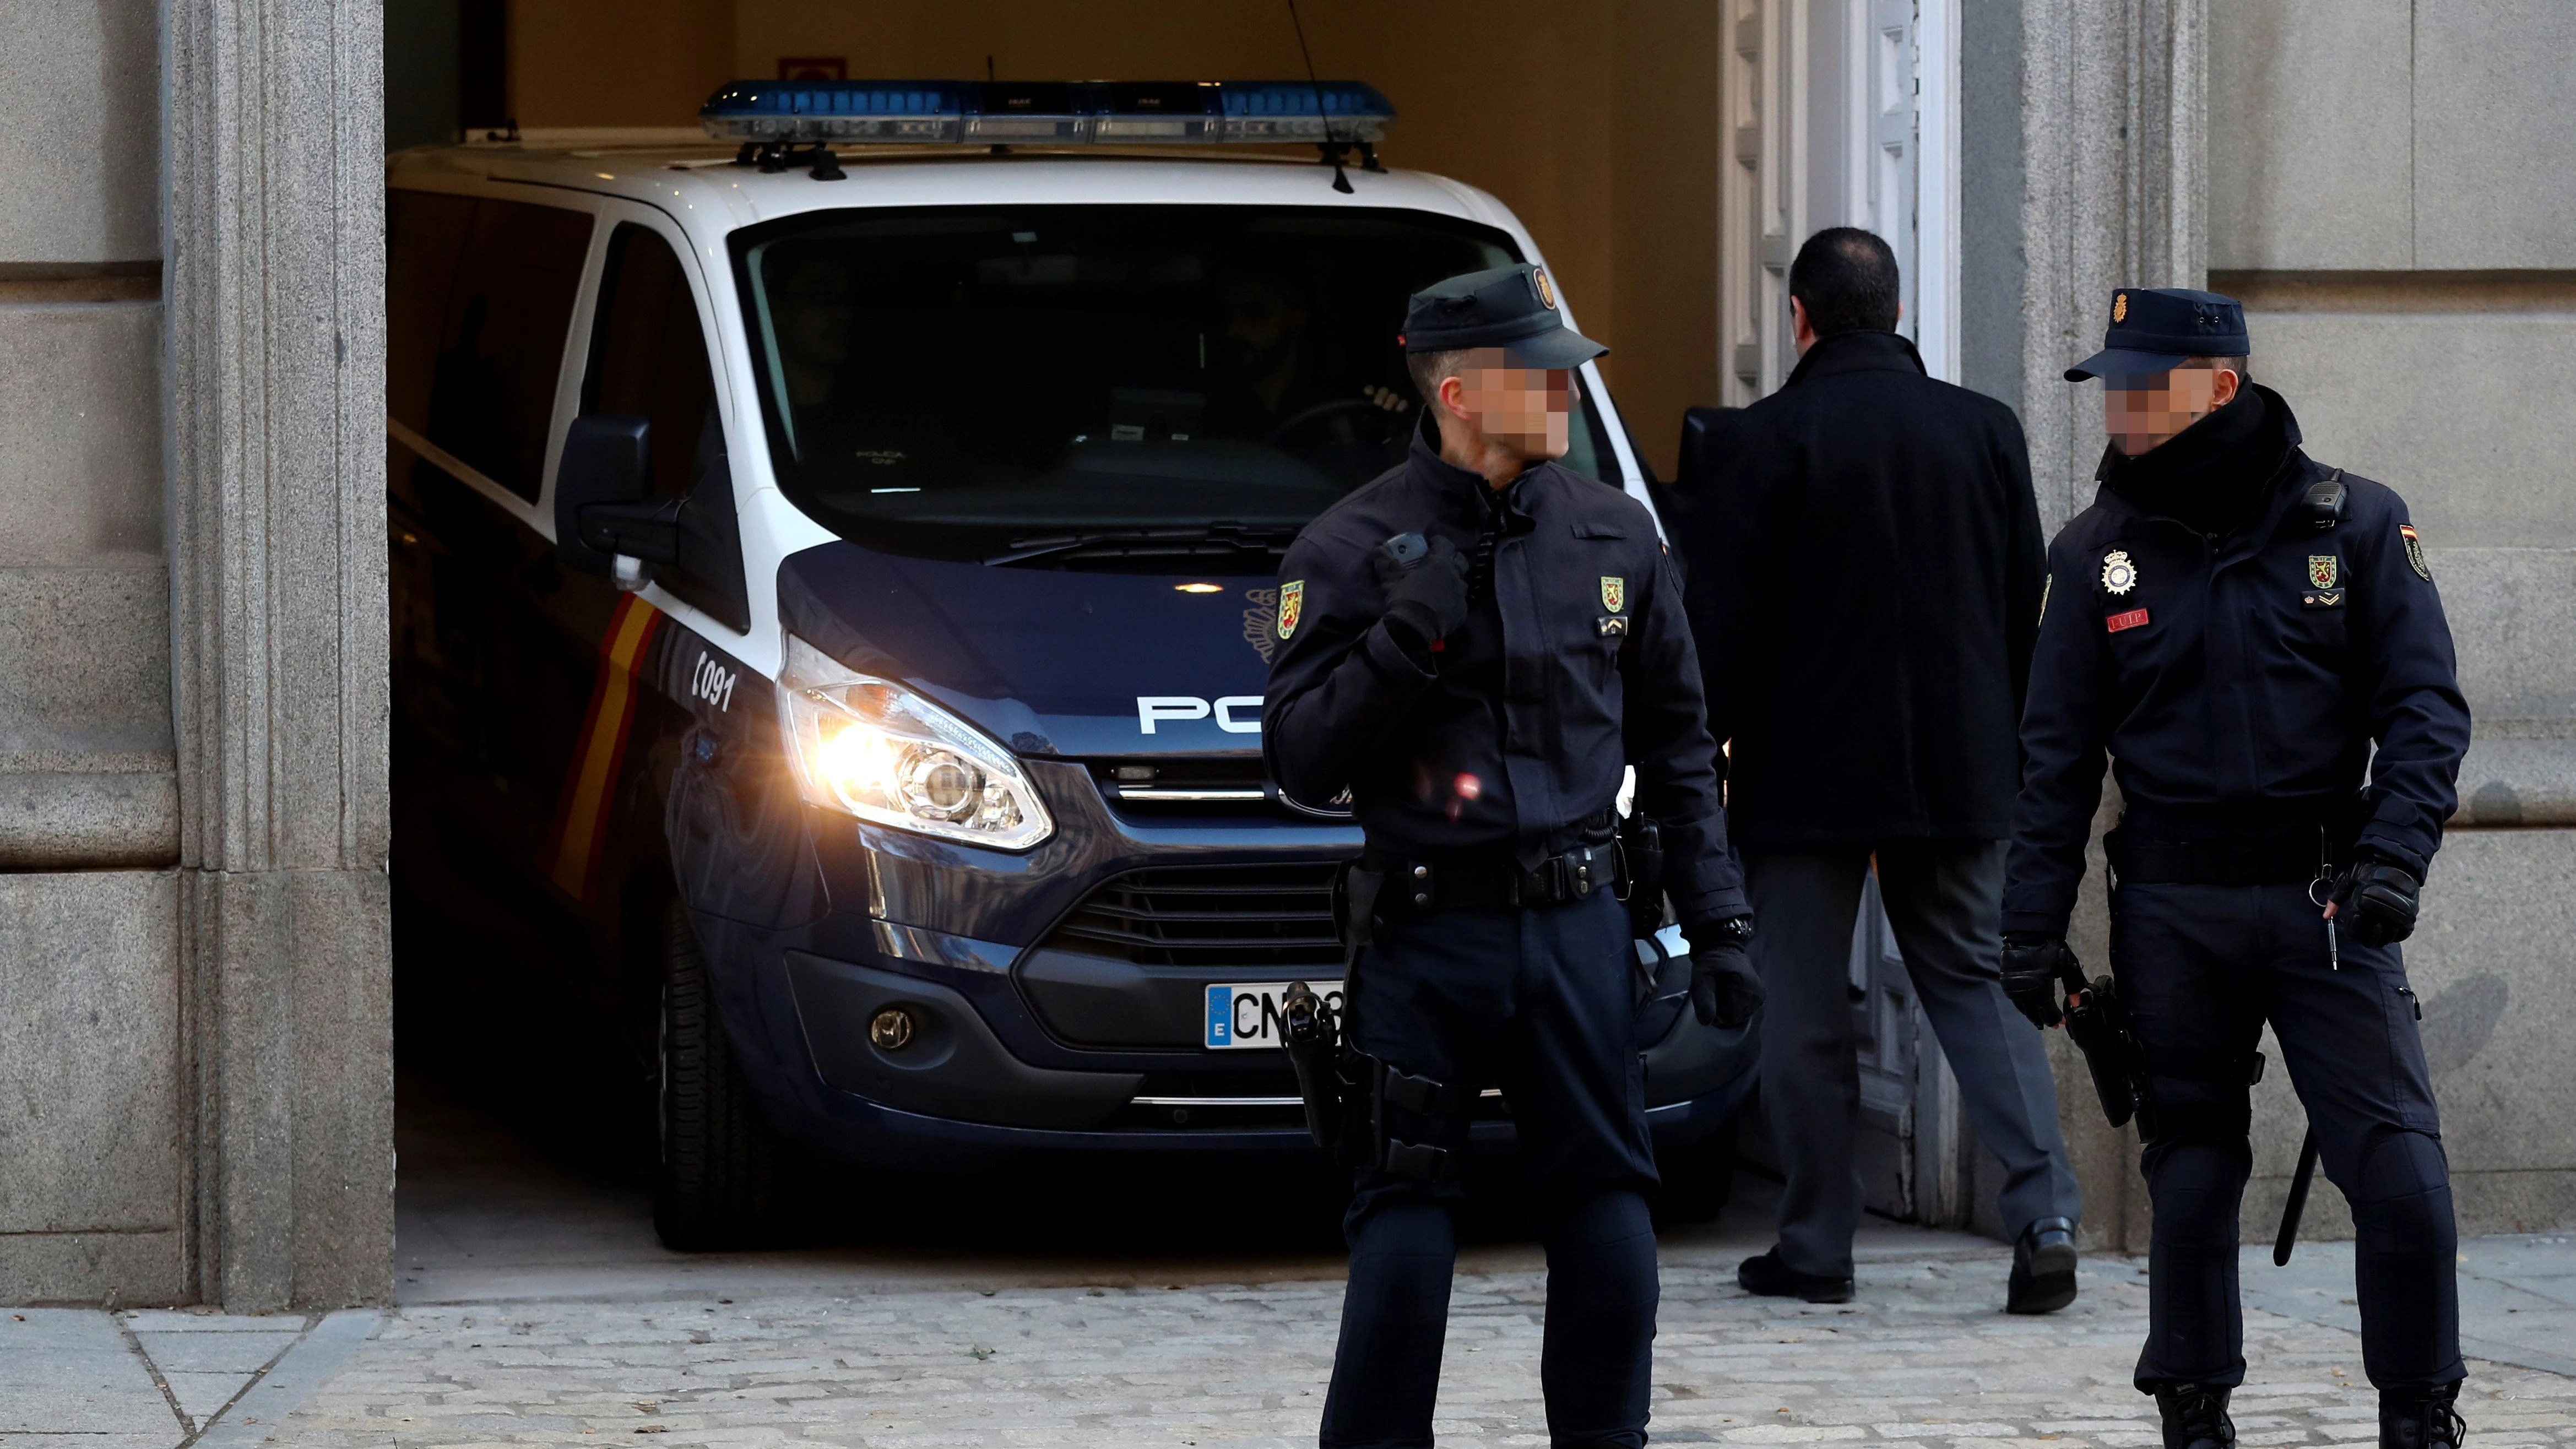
[779,541,1283,758]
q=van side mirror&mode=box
[555,415,680,591]
[1675,405,1742,492]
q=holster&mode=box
[2060,967,2149,1135]
[1615,811,1665,941]
[1332,860,1385,963]
[1281,980,1342,1154]
[1335,1050,1476,1182]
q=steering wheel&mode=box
[1267,395,1407,453]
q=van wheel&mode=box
[1653,1112,1739,1225]
[654,897,780,1250]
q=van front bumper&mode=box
[743,925,1756,1174]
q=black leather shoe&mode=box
[2382,1383,2466,1449]
[2154,1383,2237,1449]
[2007,1215,2079,1314]
[1737,1247,1854,1303]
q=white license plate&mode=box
[1203,980,1344,1050]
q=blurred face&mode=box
[1437,349,1572,462]
[2105,363,2239,455]
[774,257,852,369]
[1222,273,1309,376]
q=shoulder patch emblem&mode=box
[1601,575,1625,614]
[2100,549,2139,596]
[1277,580,1305,639]
[2308,555,2339,590]
[2038,573,2053,625]
[2400,524,2432,582]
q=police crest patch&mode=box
[1601,575,1625,613]
[2401,524,2432,581]
[1534,267,1558,311]
[2100,549,2139,596]
[1277,580,1305,639]
[2308,555,2339,590]
[2113,292,2129,324]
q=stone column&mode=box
[1961,0,2207,1255]
[2015,0,2207,535]
[166,0,394,1310]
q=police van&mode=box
[387,78,1753,1246]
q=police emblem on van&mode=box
[1277,579,1305,639]
[1243,587,1279,664]
[1601,576,1624,613]
[2308,555,2339,590]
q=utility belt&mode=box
[1359,839,1624,914]
[2105,807,2361,887]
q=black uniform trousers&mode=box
[2116,880,2463,1393]
[1320,888,1661,1449]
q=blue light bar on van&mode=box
[698,79,1395,146]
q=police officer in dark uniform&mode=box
[2000,289,2470,1449]
[1265,263,1759,1449]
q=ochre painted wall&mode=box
[512,0,737,131]
[506,0,1718,474]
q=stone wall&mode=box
[2210,0,2576,1239]
[0,0,189,1306]
[0,0,395,1309]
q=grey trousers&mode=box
[1744,840,2081,1278]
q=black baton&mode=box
[2273,1127,2320,1266]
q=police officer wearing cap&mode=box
[1265,263,1758,1449]
[2002,288,2471,1449]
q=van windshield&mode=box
[733,204,1620,571]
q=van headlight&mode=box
[777,633,1054,851]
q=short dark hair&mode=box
[1788,227,1901,336]
[1406,346,1476,405]
[2184,355,2253,384]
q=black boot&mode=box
[2154,1383,2236,1449]
[2382,1383,2466,1449]
[2007,1215,2079,1314]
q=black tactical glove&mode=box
[2331,852,2421,948]
[1688,919,1762,1029]
[1999,932,2071,1029]
[1373,535,1472,658]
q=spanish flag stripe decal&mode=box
[549,594,663,902]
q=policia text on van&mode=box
[385,78,1755,1246]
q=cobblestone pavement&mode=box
[257,1248,2575,1449]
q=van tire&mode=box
[654,897,780,1250]
[1653,1112,1739,1224]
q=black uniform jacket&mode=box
[2002,387,2469,938]
[1672,329,2044,846]
[1262,424,1749,930]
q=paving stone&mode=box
[245,1257,2574,1449]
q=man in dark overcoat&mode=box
[1672,227,2082,1310]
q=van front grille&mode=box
[1043,862,1344,970]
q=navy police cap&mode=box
[2065,287,2250,381]
[1402,263,1606,369]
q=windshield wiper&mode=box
[983,523,1295,567]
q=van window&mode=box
[582,223,748,631]
[733,205,1620,571]
[387,190,592,502]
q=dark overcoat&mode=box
[1671,329,2044,847]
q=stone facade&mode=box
[0,0,2562,1304]
[0,0,394,1309]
